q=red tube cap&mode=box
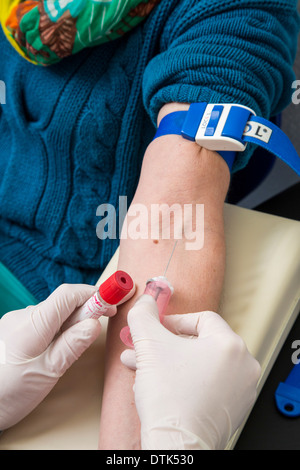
[99,271,134,305]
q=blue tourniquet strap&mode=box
[154,111,188,138]
[244,116,300,176]
[153,108,236,171]
[153,103,300,175]
[154,111,188,139]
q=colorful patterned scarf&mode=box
[0,0,161,66]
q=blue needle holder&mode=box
[275,362,300,418]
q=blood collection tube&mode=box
[63,271,134,330]
[120,276,174,349]
[144,276,174,321]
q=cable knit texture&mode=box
[0,0,299,301]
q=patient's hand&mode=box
[98,103,231,450]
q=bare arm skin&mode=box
[98,103,231,450]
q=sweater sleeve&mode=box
[142,0,300,172]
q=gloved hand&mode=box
[0,284,102,430]
[121,295,261,450]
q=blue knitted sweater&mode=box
[0,0,299,301]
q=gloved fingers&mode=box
[120,349,137,370]
[127,295,169,344]
[32,284,98,346]
[163,311,234,340]
[194,311,236,340]
[162,313,200,337]
[44,318,101,377]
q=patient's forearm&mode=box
[98,107,230,450]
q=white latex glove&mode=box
[0,284,102,431]
[121,295,261,451]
